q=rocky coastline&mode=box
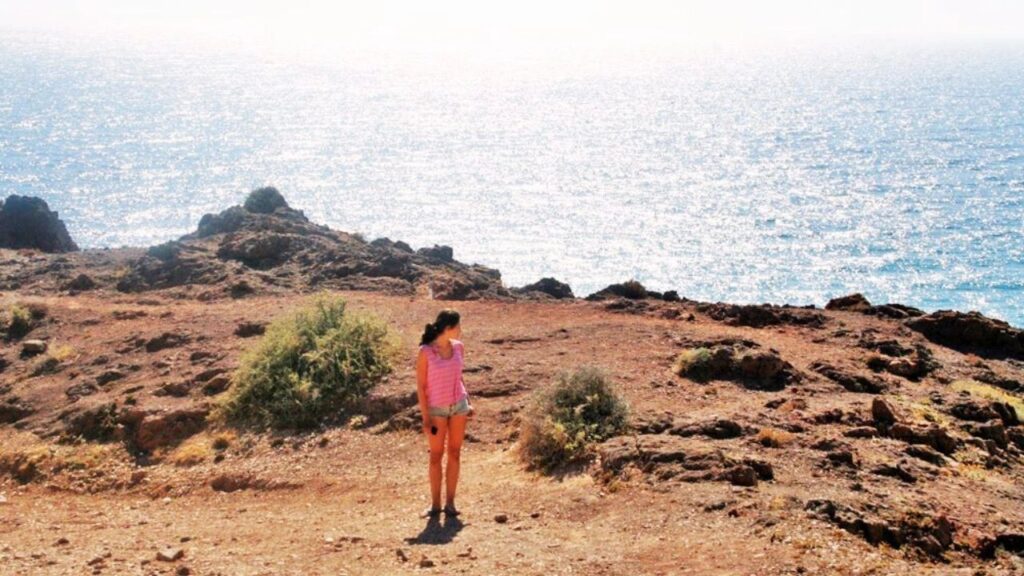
[2,188,1024,574]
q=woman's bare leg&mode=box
[445,414,468,508]
[428,416,449,510]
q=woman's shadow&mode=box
[404,514,465,545]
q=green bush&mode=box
[672,347,715,380]
[519,365,629,471]
[218,294,399,429]
[1,304,34,340]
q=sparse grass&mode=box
[951,379,1024,417]
[167,437,214,467]
[211,430,236,451]
[217,294,400,429]
[29,344,76,376]
[1,303,34,339]
[52,444,110,472]
[0,444,53,483]
[519,365,629,472]
[908,401,949,425]
[756,427,796,448]
[672,347,714,381]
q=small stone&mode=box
[418,556,435,568]
[396,548,409,562]
[494,513,509,524]
[55,537,69,546]
[156,548,184,562]
[22,340,48,356]
[88,556,105,566]
[0,494,7,505]
[176,566,191,576]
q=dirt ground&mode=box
[2,290,1024,575]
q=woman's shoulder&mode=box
[452,339,464,350]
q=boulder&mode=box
[128,408,209,451]
[675,343,799,390]
[826,293,872,312]
[810,361,887,394]
[585,280,648,301]
[416,244,454,263]
[906,310,1024,360]
[63,273,97,291]
[597,434,773,486]
[0,195,79,253]
[515,277,574,299]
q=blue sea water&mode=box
[1,34,1023,326]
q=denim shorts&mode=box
[428,396,471,418]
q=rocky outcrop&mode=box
[598,434,773,486]
[906,310,1024,360]
[513,277,574,299]
[810,361,889,394]
[695,302,825,328]
[674,341,800,390]
[114,188,511,300]
[826,293,924,319]
[0,195,79,253]
[805,499,955,559]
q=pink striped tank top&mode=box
[420,339,468,407]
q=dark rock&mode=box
[95,369,125,386]
[871,398,900,428]
[196,206,247,237]
[515,277,574,299]
[675,343,799,390]
[871,460,918,483]
[243,186,289,214]
[0,400,34,424]
[416,244,454,262]
[825,449,859,468]
[63,273,96,291]
[21,339,47,356]
[62,402,119,441]
[965,421,1009,449]
[585,280,648,301]
[217,232,299,268]
[144,332,190,353]
[906,310,1024,360]
[949,400,1000,423]
[905,444,947,466]
[826,293,872,312]
[0,195,79,252]
[810,361,887,394]
[597,434,771,487]
[670,418,745,439]
[695,302,825,328]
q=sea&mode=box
[2,33,1023,326]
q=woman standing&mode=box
[417,309,474,518]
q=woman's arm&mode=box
[416,348,431,432]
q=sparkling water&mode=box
[2,34,1022,326]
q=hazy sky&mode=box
[2,0,1023,55]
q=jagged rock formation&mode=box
[112,188,511,300]
[0,195,79,253]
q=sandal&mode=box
[422,506,442,519]
[443,504,460,517]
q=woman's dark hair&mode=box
[420,309,460,345]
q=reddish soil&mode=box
[3,289,1024,575]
